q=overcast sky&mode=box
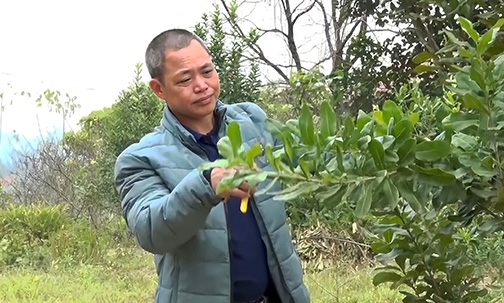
[1,0,221,139]
[1,0,380,159]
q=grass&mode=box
[0,247,400,303]
[1,247,502,302]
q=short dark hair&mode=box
[145,29,209,82]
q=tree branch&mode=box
[220,0,290,82]
[280,0,303,71]
[256,27,289,40]
[315,0,335,69]
[338,19,362,53]
[292,0,317,25]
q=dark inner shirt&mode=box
[185,122,272,302]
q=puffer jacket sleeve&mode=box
[114,151,222,255]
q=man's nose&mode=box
[193,76,209,92]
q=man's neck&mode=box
[180,114,215,135]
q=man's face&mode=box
[150,40,220,128]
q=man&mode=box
[114,28,310,303]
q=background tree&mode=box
[204,17,504,302]
[194,4,261,104]
[216,0,503,115]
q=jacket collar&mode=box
[161,100,228,145]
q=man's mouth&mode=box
[194,94,213,103]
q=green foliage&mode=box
[0,184,11,207]
[0,204,132,268]
[201,17,504,302]
[371,206,488,302]
[64,64,164,216]
[194,4,261,104]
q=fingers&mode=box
[225,188,250,199]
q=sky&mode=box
[1,0,218,138]
[0,0,387,164]
[0,1,303,137]
[0,0,226,161]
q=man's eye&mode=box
[179,78,190,83]
[203,69,213,74]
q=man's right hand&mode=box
[210,167,255,200]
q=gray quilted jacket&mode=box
[114,101,310,303]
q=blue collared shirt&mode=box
[185,122,272,302]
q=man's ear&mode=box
[149,79,165,100]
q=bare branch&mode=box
[256,27,289,40]
[338,19,362,53]
[312,54,334,69]
[411,19,440,53]
[280,0,303,71]
[292,0,317,25]
[292,0,308,14]
[220,0,290,81]
[315,0,335,69]
[367,28,403,35]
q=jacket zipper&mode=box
[252,201,295,303]
[224,202,234,302]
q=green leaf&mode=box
[451,133,479,151]
[459,17,480,43]
[217,136,234,160]
[358,135,371,150]
[316,185,346,207]
[384,150,399,163]
[454,72,481,95]
[382,178,399,209]
[298,159,311,178]
[478,20,504,54]
[369,139,385,169]
[375,249,405,265]
[397,139,416,166]
[355,185,373,218]
[442,112,479,131]
[413,64,438,74]
[245,143,263,168]
[360,121,373,136]
[470,62,486,91]
[382,100,402,124]
[471,164,496,177]
[199,159,230,170]
[413,166,456,186]
[272,181,320,201]
[265,118,285,140]
[415,140,451,161]
[379,135,395,150]
[397,181,425,214]
[443,29,468,48]
[281,132,295,168]
[493,54,504,81]
[319,101,337,141]
[227,121,242,158]
[463,94,489,114]
[392,119,413,148]
[387,116,395,135]
[357,110,372,131]
[343,116,355,142]
[299,103,315,145]
[408,112,420,126]
[264,144,279,171]
[255,177,280,195]
[412,50,435,64]
[336,146,344,173]
[372,271,403,286]
[433,183,465,209]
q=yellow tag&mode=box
[240,196,249,213]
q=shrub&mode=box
[0,204,134,268]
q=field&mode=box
[0,246,407,303]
